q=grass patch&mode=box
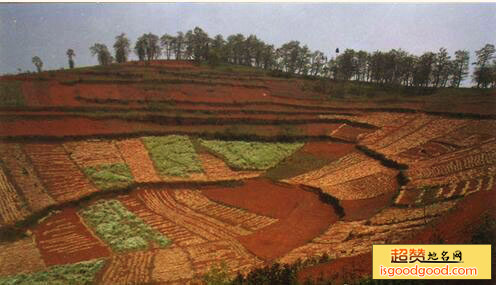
[264,148,332,180]
[83,163,133,191]
[80,200,170,252]
[0,81,24,107]
[0,259,105,285]
[199,139,304,170]
[142,135,203,177]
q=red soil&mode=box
[1,116,341,139]
[22,81,82,107]
[302,141,355,160]
[408,184,496,244]
[0,117,165,137]
[32,207,110,266]
[116,138,161,183]
[202,178,338,261]
[341,189,397,221]
[23,143,98,203]
[298,252,372,284]
[298,183,496,283]
[331,124,374,141]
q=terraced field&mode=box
[0,61,494,284]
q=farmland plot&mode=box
[278,201,457,264]
[101,250,155,285]
[320,170,398,200]
[80,199,170,252]
[137,188,251,239]
[23,143,98,202]
[142,135,205,178]
[406,141,496,187]
[199,139,304,170]
[173,189,278,232]
[115,138,161,183]
[119,194,207,247]
[0,238,45,277]
[395,175,495,206]
[82,163,134,191]
[198,153,262,181]
[0,259,105,285]
[0,164,29,226]
[286,152,394,199]
[33,208,110,266]
[151,247,195,283]
[378,118,467,160]
[184,240,263,276]
[63,140,123,167]
[0,143,55,212]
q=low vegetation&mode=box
[0,259,105,285]
[142,135,203,177]
[265,150,332,180]
[199,139,304,170]
[83,163,133,191]
[80,200,170,252]
[0,81,23,107]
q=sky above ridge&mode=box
[1,3,495,79]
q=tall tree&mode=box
[355,50,368,81]
[174,32,185,60]
[114,33,131,63]
[473,44,495,88]
[310,50,326,76]
[336,49,356,80]
[432,47,450,87]
[32,56,43,73]
[226,34,246,65]
[134,33,161,62]
[66,49,75,69]
[160,33,175,60]
[90,43,113,65]
[191,27,210,62]
[208,34,227,65]
[413,52,435,87]
[450,50,470,87]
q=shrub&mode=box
[202,262,231,285]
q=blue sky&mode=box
[1,3,495,76]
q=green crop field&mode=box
[199,139,304,170]
[83,163,134,191]
[142,135,203,177]
[0,260,105,285]
[80,200,170,252]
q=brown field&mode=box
[0,60,494,283]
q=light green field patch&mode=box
[142,135,203,177]
[80,200,170,252]
[0,259,105,285]
[0,81,24,107]
[83,163,133,191]
[199,139,304,170]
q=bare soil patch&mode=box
[202,178,338,261]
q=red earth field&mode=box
[0,60,495,284]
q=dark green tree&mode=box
[66,49,75,69]
[113,33,131,63]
